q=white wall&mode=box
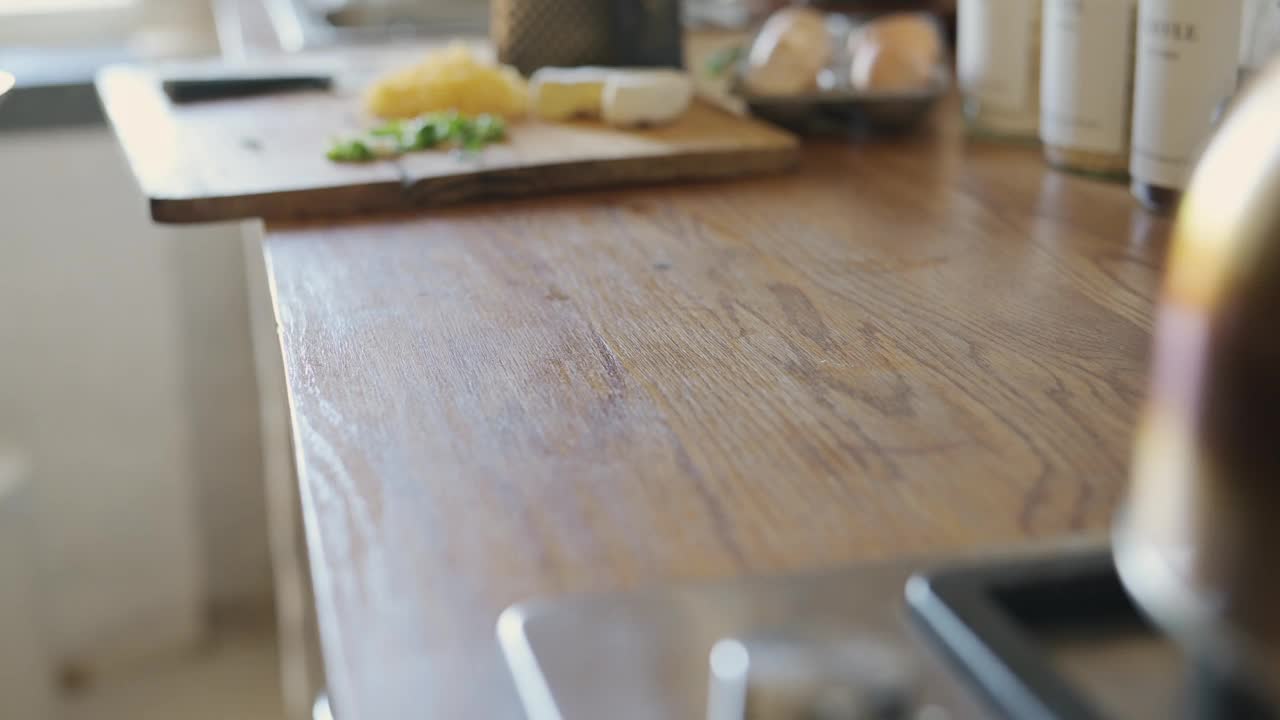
[0,123,269,669]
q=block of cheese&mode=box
[530,67,610,121]
[365,43,528,120]
[601,70,693,127]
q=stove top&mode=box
[499,540,1274,719]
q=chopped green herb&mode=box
[473,114,506,143]
[705,45,746,78]
[458,126,481,152]
[369,120,404,138]
[326,111,508,163]
[454,114,504,152]
[411,122,440,150]
[326,138,376,162]
[431,111,466,143]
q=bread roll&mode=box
[745,8,832,96]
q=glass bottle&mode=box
[1040,0,1138,178]
[958,0,1043,140]
[1129,0,1244,213]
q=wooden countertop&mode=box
[263,117,1170,718]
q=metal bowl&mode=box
[735,72,950,136]
[727,8,952,136]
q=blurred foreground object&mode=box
[1116,58,1280,710]
[706,628,919,720]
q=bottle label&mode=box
[1130,0,1244,189]
[959,0,1041,132]
[1041,0,1137,155]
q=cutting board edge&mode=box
[148,180,411,225]
[398,144,803,210]
[150,144,801,224]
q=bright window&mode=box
[0,0,202,47]
[0,1,139,46]
[0,0,135,12]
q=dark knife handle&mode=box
[162,74,333,103]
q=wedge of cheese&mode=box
[531,67,694,127]
[530,67,610,121]
[601,70,693,127]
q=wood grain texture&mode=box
[96,60,797,225]
[263,119,1170,718]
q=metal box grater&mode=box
[491,0,684,74]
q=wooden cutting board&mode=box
[97,60,799,225]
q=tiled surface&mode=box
[61,628,285,720]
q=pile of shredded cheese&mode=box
[365,44,530,120]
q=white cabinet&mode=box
[0,451,53,720]
[0,124,268,669]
